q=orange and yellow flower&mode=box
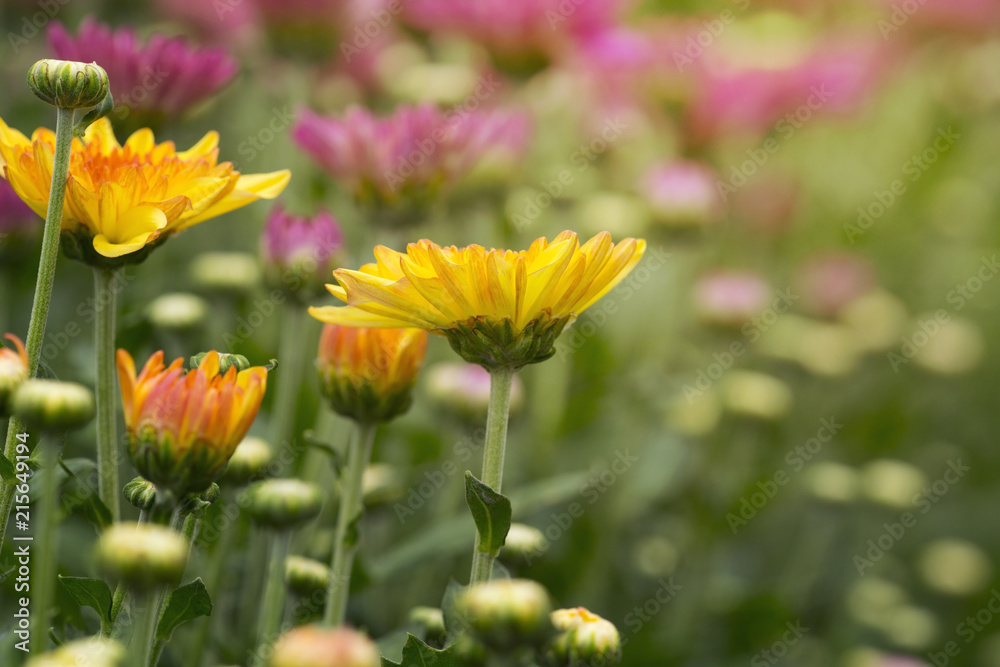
[317,324,428,423]
[0,334,28,416]
[0,117,290,265]
[309,231,646,369]
[116,349,268,497]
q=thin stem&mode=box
[30,436,59,650]
[191,496,236,665]
[256,531,292,651]
[323,421,376,626]
[128,588,165,667]
[0,106,76,551]
[94,267,120,524]
[148,512,200,665]
[469,366,515,586]
[270,303,307,456]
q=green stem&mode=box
[30,436,60,649]
[323,421,376,626]
[148,513,199,665]
[128,588,165,667]
[94,267,120,524]
[256,531,292,650]
[0,106,76,552]
[271,303,307,453]
[191,496,236,665]
[469,366,515,585]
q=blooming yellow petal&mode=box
[177,131,219,161]
[92,206,167,258]
[179,169,290,228]
[308,305,418,329]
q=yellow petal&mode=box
[92,206,167,258]
[308,305,419,329]
[180,169,290,228]
[177,131,219,160]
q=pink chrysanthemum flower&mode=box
[260,206,344,297]
[48,18,238,122]
[293,104,531,225]
[640,160,724,228]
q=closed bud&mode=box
[245,479,322,529]
[190,351,251,375]
[123,476,158,512]
[285,555,330,597]
[224,437,274,486]
[28,59,110,110]
[0,334,28,417]
[270,626,380,667]
[542,608,622,667]
[407,607,446,646]
[190,252,261,293]
[96,523,188,593]
[179,482,221,517]
[25,637,124,667]
[12,380,95,432]
[147,293,209,331]
[456,578,554,651]
[501,523,549,564]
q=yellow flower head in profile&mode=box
[309,231,646,370]
[0,117,290,267]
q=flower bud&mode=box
[500,523,549,564]
[25,637,124,667]
[179,482,221,517]
[317,324,428,424]
[96,523,188,593]
[146,293,209,332]
[11,380,95,432]
[28,59,109,109]
[455,578,554,651]
[245,479,323,529]
[426,362,524,422]
[542,607,622,667]
[407,607,446,646]
[0,334,28,417]
[285,555,330,597]
[190,351,251,375]
[224,437,274,486]
[123,476,158,512]
[190,251,261,293]
[270,626,380,667]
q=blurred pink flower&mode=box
[292,104,531,219]
[154,0,257,45]
[731,172,800,236]
[640,160,724,227]
[260,206,344,296]
[794,252,877,317]
[0,179,39,234]
[694,270,773,327]
[48,18,238,120]
[873,0,1000,36]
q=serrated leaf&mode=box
[0,453,14,481]
[464,471,511,557]
[156,578,213,642]
[58,576,113,627]
[381,634,461,667]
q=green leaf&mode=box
[381,635,461,667]
[58,576,113,627]
[440,579,466,641]
[156,578,213,642]
[464,471,511,557]
[0,453,14,481]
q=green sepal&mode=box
[464,471,512,557]
[442,312,572,371]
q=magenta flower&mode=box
[694,271,772,327]
[292,104,531,224]
[0,179,39,235]
[48,18,238,121]
[403,0,619,73]
[794,253,877,318]
[640,160,724,227]
[260,206,344,297]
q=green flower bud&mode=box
[407,607,446,646]
[245,479,322,529]
[285,555,330,597]
[179,482,221,517]
[542,608,622,667]
[25,637,124,667]
[190,252,261,293]
[123,476,158,512]
[147,293,209,332]
[11,380,95,432]
[223,437,274,486]
[190,352,251,375]
[501,523,549,564]
[96,523,188,593]
[27,59,110,110]
[455,578,554,651]
[270,626,380,667]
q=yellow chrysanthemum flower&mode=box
[0,117,290,266]
[309,231,646,369]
